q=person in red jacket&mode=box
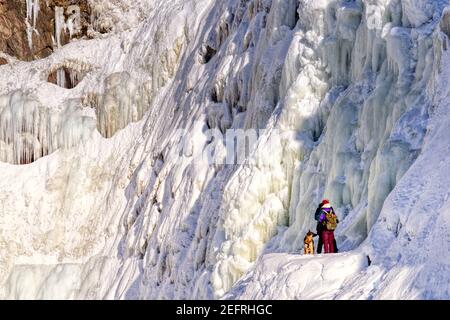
[318,203,339,254]
[315,200,339,253]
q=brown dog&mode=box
[304,230,317,255]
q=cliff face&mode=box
[0,0,90,62]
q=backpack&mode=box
[325,212,337,231]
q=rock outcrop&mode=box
[0,0,90,61]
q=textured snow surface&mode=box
[0,0,449,299]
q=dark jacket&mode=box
[314,205,322,221]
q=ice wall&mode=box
[191,0,448,297]
[111,0,447,298]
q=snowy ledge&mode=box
[225,252,369,300]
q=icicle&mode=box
[0,91,45,164]
[26,0,32,21]
[55,6,66,48]
[67,19,74,39]
[56,68,66,88]
[0,91,96,165]
[25,20,34,50]
[54,5,80,48]
[66,5,81,38]
[25,0,40,50]
[69,70,78,88]
[33,0,40,29]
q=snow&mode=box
[225,252,369,300]
[0,0,449,300]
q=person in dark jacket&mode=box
[314,199,339,254]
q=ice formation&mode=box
[0,0,449,300]
[48,60,92,89]
[0,90,52,164]
[93,72,152,138]
[0,90,95,165]
[54,5,82,49]
[66,5,82,39]
[89,0,151,35]
[54,6,69,49]
[25,0,40,49]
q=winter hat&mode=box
[321,199,330,206]
[322,203,331,209]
